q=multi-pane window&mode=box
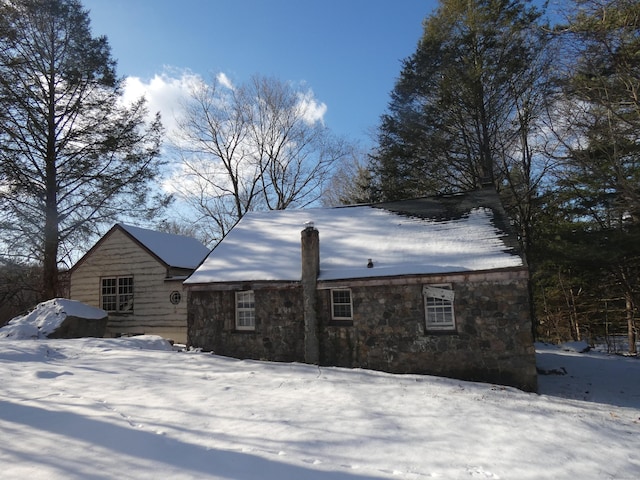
[331,289,353,320]
[101,278,117,311]
[101,276,134,313]
[423,284,455,330]
[235,290,255,330]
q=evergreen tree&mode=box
[552,0,640,353]
[371,0,551,203]
[0,0,166,299]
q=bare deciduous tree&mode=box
[321,149,373,206]
[171,74,351,244]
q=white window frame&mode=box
[101,276,134,313]
[235,290,256,331]
[423,284,455,331]
[331,288,353,320]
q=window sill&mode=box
[328,319,354,327]
[425,328,458,335]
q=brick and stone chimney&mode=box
[301,222,319,364]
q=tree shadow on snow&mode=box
[536,346,640,410]
[0,399,386,479]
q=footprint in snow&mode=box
[466,466,500,478]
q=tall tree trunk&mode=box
[43,71,58,300]
[626,292,637,355]
[43,188,58,299]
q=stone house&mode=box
[70,223,210,343]
[185,188,538,391]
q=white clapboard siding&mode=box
[70,228,189,343]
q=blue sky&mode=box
[83,0,436,147]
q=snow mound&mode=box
[561,340,591,353]
[0,322,41,340]
[84,335,175,351]
[0,298,107,340]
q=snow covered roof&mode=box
[186,189,524,284]
[117,224,210,270]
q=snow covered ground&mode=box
[1,335,638,479]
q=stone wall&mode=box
[187,270,537,392]
[188,285,305,362]
[318,272,537,391]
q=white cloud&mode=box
[122,69,204,137]
[216,72,234,90]
[120,70,329,213]
[296,90,327,126]
[121,70,328,137]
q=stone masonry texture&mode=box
[187,271,538,392]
